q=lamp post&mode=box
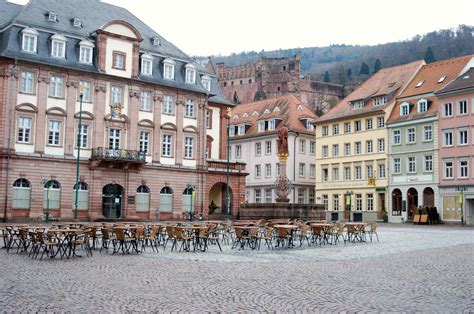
[74,84,84,223]
[225,107,231,215]
[41,179,51,223]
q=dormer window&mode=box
[163,58,175,80]
[229,126,235,137]
[417,99,428,113]
[72,17,82,28]
[201,75,211,92]
[350,100,364,110]
[140,53,153,76]
[51,34,66,59]
[438,75,446,83]
[47,11,58,22]
[415,80,424,88]
[306,120,314,131]
[238,124,245,135]
[268,119,276,131]
[400,102,410,116]
[152,36,161,46]
[185,64,196,84]
[21,28,38,53]
[373,96,387,106]
[79,40,94,64]
[258,121,265,133]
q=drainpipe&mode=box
[293,131,300,203]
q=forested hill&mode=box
[208,25,474,85]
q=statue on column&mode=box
[277,126,289,156]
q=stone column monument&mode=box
[275,126,292,202]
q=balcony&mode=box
[90,147,146,170]
[206,159,247,173]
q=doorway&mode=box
[423,187,434,207]
[103,184,123,219]
[407,188,418,220]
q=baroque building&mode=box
[0,0,247,221]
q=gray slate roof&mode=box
[436,68,474,94]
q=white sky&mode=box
[10,0,474,56]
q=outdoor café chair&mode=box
[366,222,379,242]
[163,226,177,251]
[208,226,222,252]
[100,228,114,253]
[73,229,93,257]
[299,224,311,247]
[143,227,160,252]
[232,227,253,250]
[275,227,293,248]
[35,231,59,259]
[174,227,193,252]
[112,228,134,254]
[259,226,274,250]
[311,225,323,246]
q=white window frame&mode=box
[407,127,416,144]
[444,160,453,179]
[322,168,329,182]
[355,142,361,155]
[78,124,88,149]
[299,163,306,177]
[79,80,91,102]
[367,193,374,211]
[459,160,468,179]
[162,134,173,157]
[110,85,122,105]
[393,158,401,174]
[310,164,316,179]
[366,140,373,154]
[400,103,410,116]
[366,119,373,130]
[457,100,468,116]
[49,75,63,98]
[417,99,428,113]
[424,155,433,172]
[355,166,362,180]
[407,156,416,173]
[298,188,306,204]
[423,125,433,142]
[255,165,261,179]
[366,165,373,178]
[201,75,211,92]
[443,103,453,117]
[332,144,339,157]
[79,41,94,64]
[344,122,351,133]
[255,189,262,203]
[185,99,195,118]
[265,188,272,203]
[378,138,385,152]
[333,194,340,211]
[48,120,61,146]
[333,124,339,135]
[322,145,328,158]
[139,131,150,154]
[21,28,38,53]
[235,145,242,159]
[265,163,272,178]
[332,167,339,181]
[255,142,261,156]
[322,126,328,136]
[458,128,468,146]
[18,117,32,143]
[344,143,350,156]
[257,121,265,133]
[184,136,194,159]
[163,95,174,115]
[265,140,272,155]
[377,117,385,128]
[51,34,66,59]
[141,54,153,76]
[393,129,401,145]
[299,139,306,154]
[163,59,175,80]
[344,166,351,180]
[185,64,196,84]
[140,91,151,111]
[108,128,121,150]
[20,70,34,94]
[355,194,362,211]
[310,141,315,155]
[378,163,386,178]
[355,120,362,132]
[443,130,453,147]
[269,119,276,131]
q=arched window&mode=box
[43,180,61,209]
[73,182,89,210]
[136,185,150,212]
[392,189,402,216]
[182,186,194,212]
[12,178,31,209]
[159,186,173,212]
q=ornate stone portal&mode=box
[275,126,293,203]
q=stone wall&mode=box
[239,202,325,220]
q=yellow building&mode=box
[315,61,424,221]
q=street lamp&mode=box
[225,107,231,215]
[74,83,84,223]
[41,179,51,223]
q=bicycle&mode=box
[36,212,57,223]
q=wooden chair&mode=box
[73,229,93,257]
[100,228,114,253]
[144,227,159,252]
[275,227,292,248]
[174,227,193,252]
[259,227,274,250]
[232,227,253,250]
[311,225,323,245]
[299,225,311,247]
[112,228,133,254]
[164,226,177,251]
[366,222,379,242]
[207,226,222,252]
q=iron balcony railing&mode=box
[90,147,146,163]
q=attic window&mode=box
[72,18,82,28]
[373,96,387,106]
[400,102,410,116]
[417,99,428,113]
[415,80,424,88]
[463,75,470,80]
[152,37,161,46]
[438,75,446,83]
[47,12,58,22]
[387,82,396,88]
[350,100,364,110]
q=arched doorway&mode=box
[392,188,402,216]
[209,182,233,215]
[407,188,418,220]
[103,184,123,218]
[423,187,434,207]
[182,186,194,213]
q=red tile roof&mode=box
[387,96,439,125]
[229,94,316,137]
[316,60,425,123]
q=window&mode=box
[378,164,386,178]
[206,109,212,129]
[255,189,262,203]
[344,122,351,133]
[276,163,280,177]
[377,117,385,128]
[43,180,61,209]
[400,103,410,116]
[332,167,339,181]
[111,86,122,105]
[457,100,468,115]
[417,99,427,113]
[139,131,150,154]
[47,11,57,22]
[333,124,339,135]
[112,52,125,70]
[163,95,174,115]
[424,155,433,172]
[229,126,235,137]
[21,28,38,53]
[162,134,172,157]
[185,64,196,84]
[322,195,328,210]
[310,141,315,155]
[366,140,373,154]
[265,141,272,155]
[268,119,276,131]
[185,100,195,118]
[322,168,328,182]
[184,137,194,158]
[257,121,265,132]
[49,75,63,98]
[393,158,401,174]
[322,126,328,136]
[416,80,424,88]
[79,43,93,64]
[265,188,272,203]
[443,103,453,117]
[309,189,315,204]
[438,75,446,83]
[265,163,272,177]
[235,145,242,159]
[255,142,262,156]
[355,166,362,180]
[201,76,211,92]
[355,120,362,132]
[17,117,32,143]
[444,160,453,179]
[407,128,416,144]
[443,130,453,147]
[238,125,245,135]
[322,145,328,158]
[333,194,340,211]
[393,130,401,145]
[79,80,91,102]
[355,142,361,155]
[407,156,416,173]
[163,59,175,80]
[298,188,306,204]
[366,119,373,130]
[48,120,61,146]
[73,17,82,28]
[109,128,121,150]
[140,91,151,111]
[458,128,468,145]
[423,125,432,141]
[366,165,373,179]
[310,164,315,178]
[136,185,150,212]
[355,194,362,211]
[373,96,387,106]
[141,54,153,76]
[299,163,305,177]
[344,143,351,156]
[20,71,34,93]
[378,139,385,152]
[332,144,339,157]
[299,139,305,154]
[344,167,351,180]
[459,160,468,178]
[12,178,31,209]
[351,100,364,110]
[78,124,88,149]
[367,193,374,211]
[255,164,261,178]
[306,120,314,130]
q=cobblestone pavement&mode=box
[1,224,473,312]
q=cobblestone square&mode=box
[1,224,473,312]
